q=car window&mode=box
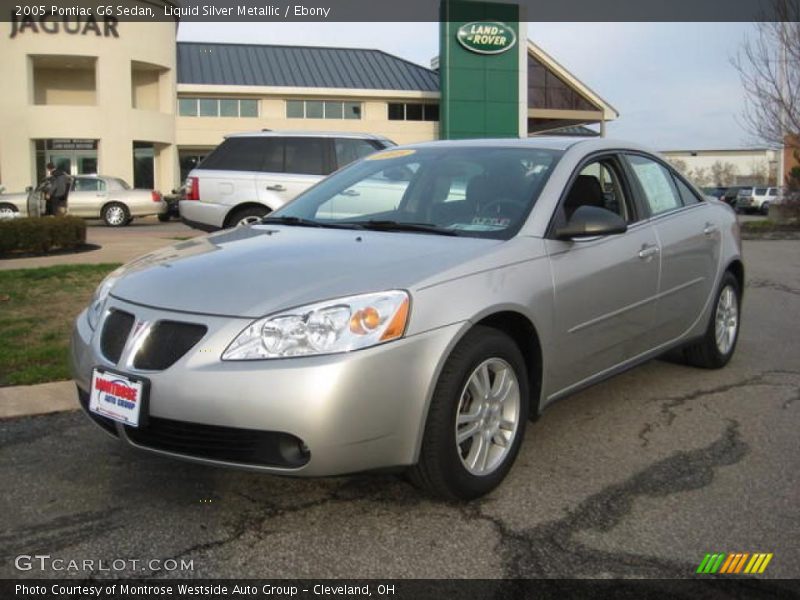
[284,138,326,175]
[672,174,702,205]
[199,137,278,172]
[73,178,104,192]
[755,187,768,195]
[626,154,682,216]
[335,138,380,169]
[562,158,633,222]
[273,147,562,240]
[315,163,419,220]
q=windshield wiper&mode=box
[344,220,460,236]
[261,216,364,230]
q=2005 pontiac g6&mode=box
[71,138,743,499]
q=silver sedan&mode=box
[70,138,743,500]
[0,175,166,226]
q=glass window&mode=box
[73,178,102,192]
[755,187,768,195]
[344,102,361,120]
[198,98,218,117]
[284,138,325,175]
[199,137,270,172]
[324,101,343,119]
[388,103,405,120]
[239,99,258,117]
[424,104,440,121]
[627,155,682,215]
[405,103,423,121]
[270,147,563,240]
[673,175,701,205]
[261,139,284,173]
[305,101,324,119]
[335,138,379,168]
[178,98,197,116]
[219,99,238,117]
[286,100,304,118]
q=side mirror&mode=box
[555,205,627,240]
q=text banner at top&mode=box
[0,0,795,22]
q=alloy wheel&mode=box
[714,285,739,355]
[455,358,520,476]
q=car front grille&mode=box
[133,321,207,370]
[124,417,310,468]
[100,310,135,364]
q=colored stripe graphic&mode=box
[698,552,773,575]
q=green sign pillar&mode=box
[439,0,526,140]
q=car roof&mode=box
[226,130,390,141]
[399,136,655,154]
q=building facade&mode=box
[1,10,618,194]
[661,148,781,187]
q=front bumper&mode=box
[70,297,461,476]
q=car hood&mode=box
[110,225,502,318]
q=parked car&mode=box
[68,175,166,226]
[702,186,728,201]
[721,186,747,207]
[0,175,165,226]
[736,186,780,215]
[71,138,743,500]
[179,131,395,231]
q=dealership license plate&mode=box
[89,368,147,427]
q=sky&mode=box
[177,22,759,150]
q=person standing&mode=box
[44,162,70,216]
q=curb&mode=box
[0,380,79,419]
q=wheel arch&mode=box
[223,202,272,228]
[726,258,744,298]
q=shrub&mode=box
[0,216,86,256]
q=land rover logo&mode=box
[456,21,516,55]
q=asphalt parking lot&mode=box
[1,237,798,580]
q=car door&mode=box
[256,137,329,210]
[624,153,721,345]
[545,154,660,394]
[68,177,107,217]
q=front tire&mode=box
[409,326,529,500]
[684,271,741,369]
[102,202,130,227]
[760,202,770,216]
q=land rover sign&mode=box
[456,21,516,55]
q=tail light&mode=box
[151,190,162,202]
[185,176,199,201]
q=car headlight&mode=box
[222,291,410,360]
[87,268,125,330]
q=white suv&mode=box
[736,186,780,215]
[180,131,394,231]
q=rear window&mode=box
[198,137,279,172]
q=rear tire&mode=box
[102,202,130,227]
[760,202,770,216]
[408,326,529,500]
[0,203,18,218]
[227,205,269,228]
[683,271,741,369]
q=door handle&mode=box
[638,245,659,260]
[266,184,286,192]
[703,222,718,236]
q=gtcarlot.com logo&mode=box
[14,554,194,573]
[696,552,773,575]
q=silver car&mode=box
[0,175,166,225]
[70,138,743,500]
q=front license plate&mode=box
[89,368,148,428]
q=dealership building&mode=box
[0,2,620,195]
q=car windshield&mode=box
[269,146,562,240]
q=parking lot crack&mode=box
[483,420,748,577]
[747,279,800,297]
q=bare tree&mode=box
[687,167,711,187]
[710,161,738,186]
[732,4,800,148]
[667,158,688,174]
